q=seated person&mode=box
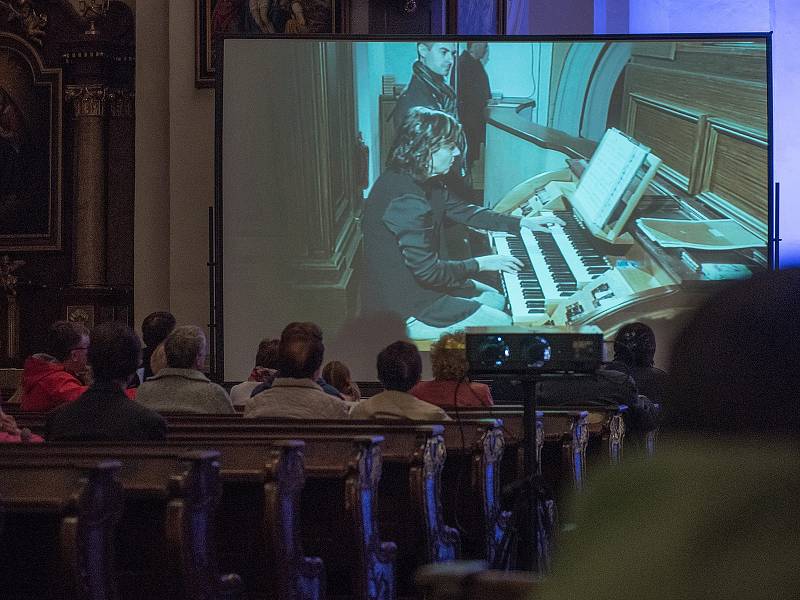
[249,323,345,400]
[322,360,361,404]
[137,310,176,383]
[411,331,493,408]
[46,323,166,441]
[245,322,350,419]
[137,325,234,414]
[350,341,451,421]
[230,338,279,406]
[605,322,668,406]
[19,320,89,412]
[362,107,562,341]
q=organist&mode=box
[362,107,563,341]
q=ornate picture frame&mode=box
[196,0,339,88]
[0,32,63,250]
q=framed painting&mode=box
[196,0,339,87]
[0,34,63,250]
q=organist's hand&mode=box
[476,254,524,273]
[520,213,565,233]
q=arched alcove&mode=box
[551,41,632,141]
[581,42,632,140]
[551,42,603,136]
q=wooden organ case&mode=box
[239,41,363,338]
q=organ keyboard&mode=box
[490,210,612,325]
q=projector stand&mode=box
[518,374,544,573]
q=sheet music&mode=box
[572,128,649,228]
[636,218,764,250]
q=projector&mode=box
[465,326,603,375]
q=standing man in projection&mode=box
[393,42,459,128]
[452,42,491,170]
[363,107,563,340]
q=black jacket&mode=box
[453,51,491,163]
[362,169,520,326]
[393,72,453,128]
[46,382,167,441]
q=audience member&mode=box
[322,360,361,403]
[230,338,279,406]
[139,310,176,382]
[46,323,166,441]
[605,322,668,406]
[411,331,493,408]
[19,320,89,412]
[535,270,799,600]
[136,325,234,414]
[350,341,450,420]
[249,323,345,400]
[245,322,350,419]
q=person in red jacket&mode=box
[411,331,493,408]
[19,320,90,412]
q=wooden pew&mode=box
[163,422,451,597]
[447,405,629,475]
[0,459,123,600]
[8,413,510,582]
[158,416,510,570]
[157,435,395,600]
[0,446,243,600]
[433,419,510,566]
[161,418,513,578]
[446,410,587,494]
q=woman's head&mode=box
[323,360,352,390]
[430,331,469,382]
[323,360,360,400]
[387,107,463,181]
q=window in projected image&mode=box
[218,37,770,381]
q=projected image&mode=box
[220,37,770,380]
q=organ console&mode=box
[484,115,768,332]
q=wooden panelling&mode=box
[699,119,768,236]
[633,42,767,83]
[625,94,707,194]
[624,62,767,133]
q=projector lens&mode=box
[525,336,551,368]
[478,337,511,368]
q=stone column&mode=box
[66,84,108,287]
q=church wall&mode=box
[167,0,215,338]
[135,0,214,338]
[134,0,171,324]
